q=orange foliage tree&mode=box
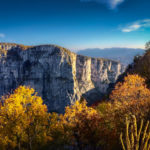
[110,74,150,102]
[109,74,150,119]
[96,74,150,150]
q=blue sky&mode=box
[0,0,150,51]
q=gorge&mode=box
[0,43,125,113]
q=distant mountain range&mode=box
[77,48,145,66]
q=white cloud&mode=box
[110,0,124,9]
[80,0,125,9]
[121,19,150,32]
[0,33,5,38]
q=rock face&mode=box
[0,43,125,113]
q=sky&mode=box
[0,0,150,51]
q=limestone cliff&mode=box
[0,43,125,113]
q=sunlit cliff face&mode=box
[0,43,125,113]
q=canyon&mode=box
[0,43,125,113]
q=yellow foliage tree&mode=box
[0,86,50,150]
[62,100,101,150]
[120,115,150,150]
[46,112,71,150]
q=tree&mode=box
[129,50,150,87]
[120,115,150,150]
[109,74,150,121]
[145,41,150,50]
[95,74,150,150]
[62,100,101,150]
[46,112,70,150]
[109,74,150,130]
[0,86,50,150]
[110,74,150,103]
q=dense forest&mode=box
[1,43,150,150]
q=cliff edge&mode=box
[0,43,125,113]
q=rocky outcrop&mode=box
[0,43,125,113]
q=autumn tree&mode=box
[95,74,150,150]
[46,112,71,150]
[0,86,50,150]
[110,74,150,102]
[120,115,150,150]
[61,100,102,150]
[109,74,150,121]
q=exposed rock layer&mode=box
[0,43,125,113]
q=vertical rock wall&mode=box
[0,43,125,113]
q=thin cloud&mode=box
[121,19,150,32]
[80,0,125,9]
[0,33,5,38]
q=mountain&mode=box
[77,48,145,66]
[0,43,125,113]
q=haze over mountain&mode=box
[77,48,145,66]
